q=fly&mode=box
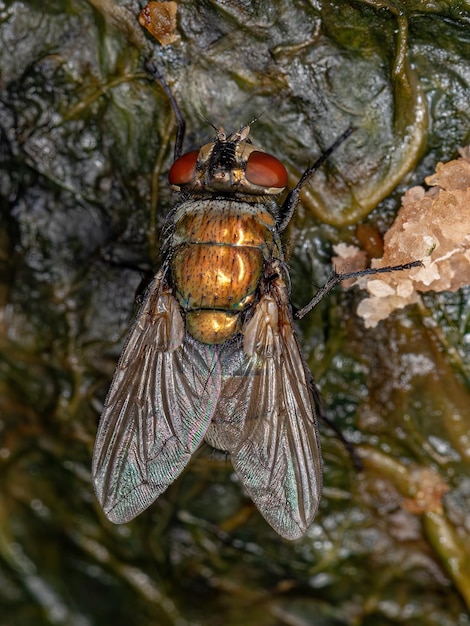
[92,62,420,540]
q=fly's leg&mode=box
[295,261,422,320]
[298,260,422,469]
[278,126,422,315]
[277,126,355,231]
[146,61,186,161]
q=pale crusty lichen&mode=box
[334,149,470,328]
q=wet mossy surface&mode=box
[1,1,470,624]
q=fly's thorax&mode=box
[171,198,277,245]
[168,198,283,345]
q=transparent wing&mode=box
[205,275,322,540]
[92,272,220,523]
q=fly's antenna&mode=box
[199,114,219,133]
[146,60,186,161]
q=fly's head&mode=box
[168,124,288,196]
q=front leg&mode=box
[277,127,355,231]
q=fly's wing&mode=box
[206,274,322,540]
[92,272,220,524]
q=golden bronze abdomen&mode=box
[170,199,279,344]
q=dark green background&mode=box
[1,1,470,624]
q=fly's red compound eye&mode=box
[245,151,288,189]
[168,150,200,185]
